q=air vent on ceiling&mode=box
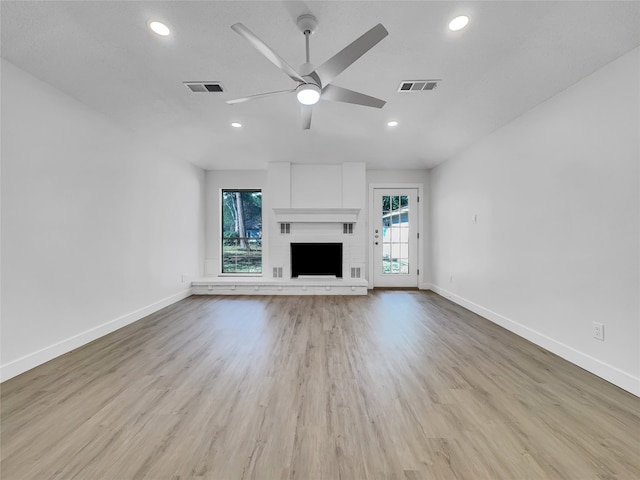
[398,80,440,92]
[183,82,224,93]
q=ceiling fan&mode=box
[226,14,388,129]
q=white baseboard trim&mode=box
[0,288,193,383]
[430,284,640,397]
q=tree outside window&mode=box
[222,190,262,273]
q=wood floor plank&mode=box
[1,291,639,479]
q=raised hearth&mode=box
[191,276,367,296]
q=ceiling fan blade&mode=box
[226,89,295,105]
[301,105,312,130]
[231,23,306,84]
[322,84,386,108]
[312,23,388,87]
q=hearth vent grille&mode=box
[272,267,283,278]
[350,267,361,279]
[343,223,354,234]
[397,80,440,92]
[280,223,291,234]
[183,82,224,93]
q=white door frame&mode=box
[368,183,425,289]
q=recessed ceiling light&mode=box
[149,21,170,36]
[449,15,469,31]
[231,122,242,128]
[387,121,398,127]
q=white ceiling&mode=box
[2,1,639,170]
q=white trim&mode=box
[368,184,424,289]
[218,273,262,277]
[273,208,360,223]
[0,288,193,383]
[430,284,640,397]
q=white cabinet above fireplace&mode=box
[273,208,360,223]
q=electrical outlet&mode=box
[181,274,188,284]
[450,274,454,283]
[592,322,604,341]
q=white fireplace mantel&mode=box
[273,208,360,223]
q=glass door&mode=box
[373,189,418,287]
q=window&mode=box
[222,190,262,274]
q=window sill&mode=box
[218,273,263,277]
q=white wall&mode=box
[1,60,205,381]
[291,164,343,208]
[429,47,640,395]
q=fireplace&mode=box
[291,243,342,278]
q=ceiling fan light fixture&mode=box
[449,15,469,31]
[387,121,398,127]
[296,83,321,105]
[148,20,170,36]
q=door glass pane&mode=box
[380,193,410,275]
[399,227,408,243]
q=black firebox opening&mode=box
[291,243,342,278]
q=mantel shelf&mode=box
[273,208,360,223]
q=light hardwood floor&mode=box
[1,291,639,479]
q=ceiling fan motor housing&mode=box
[299,62,316,76]
[297,14,318,35]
